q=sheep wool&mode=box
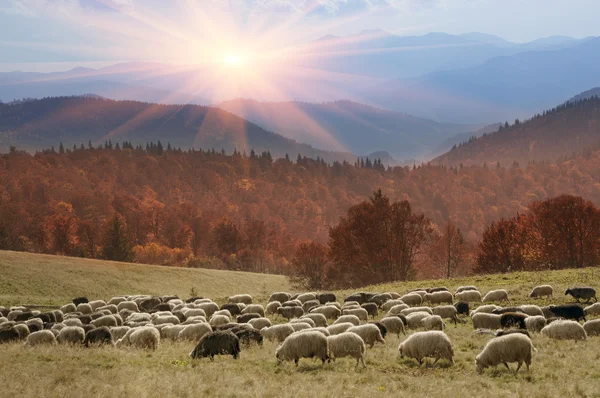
[228,294,253,305]
[382,300,407,312]
[472,313,501,330]
[248,317,272,330]
[405,312,432,329]
[275,331,329,366]
[260,324,295,343]
[398,331,454,366]
[541,320,587,341]
[583,319,600,336]
[524,316,547,333]
[399,293,422,306]
[431,305,459,324]
[301,313,328,328]
[129,327,160,350]
[584,303,600,316]
[482,290,511,304]
[25,330,57,346]
[310,306,341,320]
[178,323,212,341]
[327,332,366,367]
[401,307,433,316]
[423,315,446,331]
[529,285,553,299]
[110,326,131,341]
[423,291,453,305]
[333,315,360,326]
[290,318,315,327]
[379,317,406,337]
[289,323,311,332]
[269,292,291,303]
[209,315,231,327]
[341,308,368,322]
[346,324,385,348]
[326,322,355,336]
[476,333,536,374]
[266,301,281,315]
[56,326,85,344]
[454,290,482,303]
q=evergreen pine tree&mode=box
[59,142,65,154]
[102,214,134,262]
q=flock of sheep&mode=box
[1,284,599,374]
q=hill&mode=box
[0,96,357,163]
[218,99,477,160]
[432,96,600,166]
[568,87,600,103]
[0,250,290,306]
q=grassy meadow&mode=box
[1,250,600,397]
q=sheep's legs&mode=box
[515,362,522,373]
[503,362,510,370]
[432,357,440,366]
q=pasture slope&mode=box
[1,250,600,397]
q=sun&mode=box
[222,53,248,68]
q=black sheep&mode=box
[82,324,97,333]
[361,303,379,318]
[186,296,203,303]
[84,326,112,347]
[189,330,240,360]
[72,297,89,306]
[26,323,42,333]
[35,312,54,324]
[220,303,242,316]
[78,314,93,325]
[316,292,336,305]
[139,297,161,312]
[276,307,303,320]
[565,287,597,303]
[454,301,470,316]
[14,312,34,322]
[369,294,392,307]
[492,307,526,315]
[153,303,173,312]
[548,304,586,322]
[372,322,388,339]
[214,323,239,331]
[500,312,528,329]
[237,313,262,323]
[344,293,364,304]
[0,327,20,344]
[234,328,263,346]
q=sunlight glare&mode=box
[223,53,248,68]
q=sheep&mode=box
[361,303,378,319]
[196,302,219,318]
[423,315,446,331]
[266,301,281,316]
[454,290,482,303]
[290,318,315,328]
[333,315,360,326]
[110,326,131,341]
[0,327,20,343]
[529,285,553,299]
[281,300,302,307]
[346,324,385,348]
[369,293,392,307]
[379,317,406,337]
[248,317,272,330]
[289,323,312,332]
[25,318,43,331]
[60,303,77,314]
[302,300,320,314]
[316,292,336,305]
[344,293,366,304]
[519,305,544,317]
[56,326,85,344]
[398,331,454,366]
[72,297,89,306]
[269,292,291,303]
[177,323,212,342]
[183,309,208,319]
[583,319,600,336]
[275,331,329,366]
[76,303,93,315]
[309,305,341,320]
[342,308,368,322]
[470,304,501,316]
[432,305,459,324]
[548,304,586,322]
[117,301,139,313]
[342,301,361,308]
[125,327,160,350]
[492,306,526,315]
[296,327,330,337]
[91,315,118,328]
[406,312,433,329]
[161,325,186,340]
[25,330,57,346]
[97,305,118,315]
[476,333,536,374]
[401,306,433,316]
[565,287,597,303]
[327,322,355,335]
[500,312,528,329]
[472,313,502,330]
[83,326,112,347]
[153,315,180,326]
[277,306,304,320]
[78,314,93,325]
[423,291,453,306]
[63,318,83,327]
[301,313,328,328]
[13,323,30,339]
[182,316,207,325]
[325,301,342,310]
[108,297,127,306]
[209,315,231,328]
[399,293,422,306]
[241,304,265,317]
[189,330,240,360]
[454,286,478,294]
[237,313,262,323]
[584,302,600,317]
[234,328,263,346]
[428,287,449,293]
[261,324,295,343]
[227,294,252,305]
[482,289,511,304]
[296,293,317,303]
[525,315,547,333]
[495,329,531,338]
[541,320,587,341]
[88,300,107,311]
[385,304,410,317]
[0,317,8,325]
[327,332,366,368]
[410,290,428,298]
[127,313,151,323]
[382,300,406,312]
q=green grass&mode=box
[1,251,600,397]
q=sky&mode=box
[1,0,600,72]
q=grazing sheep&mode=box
[529,285,553,299]
[275,331,329,366]
[472,313,502,330]
[454,290,482,303]
[525,316,547,333]
[228,294,253,305]
[333,315,360,326]
[266,301,281,316]
[327,322,355,336]
[25,330,57,346]
[482,290,511,304]
[316,292,336,305]
[372,322,387,339]
[161,325,186,340]
[13,324,30,339]
[361,303,379,319]
[63,318,83,327]
[97,305,118,315]
[108,297,127,306]
[500,313,528,329]
[248,317,272,330]
[127,313,151,323]
[289,323,311,332]
[84,326,113,347]
[260,324,295,343]
[470,305,502,316]
[190,330,240,360]
[290,318,315,328]
[379,317,406,337]
[296,293,317,304]
[242,304,265,317]
[234,328,263,346]
[369,293,393,307]
[209,315,231,328]
[302,300,320,314]
[565,287,597,303]
[110,326,131,341]
[344,293,366,304]
[342,308,368,322]
[183,309,208,319]
[296,327,330,337]
[519,305,544,317]
[237,313,262,324]
[400,293,423,306]
[327,332,366,368]
[124,327,160,350]
[428,287,449,293]
[56,326,85,344]
[72,297,89,306]
[177,323,212,342]
[454,286,478,294]
[411,290,428,298]
[583,319,600,336]
[60,303,77,314]
[269,292,291,303]
[219,303,242,317]
[423,315,446,331]
[346,324,385,348]
[398,331,454,366]
[432,305,459,324]
[385,304,410,317]
[495,329,531,338]
[401,306,433,316]
[548,304,586,322]
[476,333,536,374]
[91,315,118,328]
[117,301,139,313]
[153,315,180,326]
[382,300,406,312]
[423,291,453,306]
[88,300,107,312]
[492,306,526,315]
[584,302,600,317]
[182,316,207,325]
[301,313,328,328]
[0,327,20,343]
[196,303,219,318]
[281,300,302,307]
[541,320,587,341]
[406,312,433,329]
[277,306,304,320]
[76,303,93,315]
[26,318,43,331]
[342,301,361,308]
[310,305,341,320]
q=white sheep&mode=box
[266,301,281,315]
[310,305,341,320]
[13,324,30,339]
[209,315,230,327]
[301,313,328,328]
[63,318,83,327]
[379,317,406,337]
[454,290,482,303]
[454,285,478,294]
[108,297,127,306]
[386,292,401,299]
[269,292,291,303]
[431,305,459,324]
[60,303,77,314]
[118,327,160,350]
[401,306,433,316]
[275,331,329,366]
[346,324,385,348]
[382,299,406,312]
[290,318,315,327]
[528,285,553,299]
[196,302,219,318]
[289,323,311,332]
[541,320,587,341]
[127,313,151,323]
[97,305,118,314]
[248,317,272,330]
[56,326,85,344]
[296,293,317,303]
[398,331,454,366]
[410,290,428,298]
[341,308,368,322]
[327,332,366,368]
[26,318,43,330]
[152,315,180,325]
[385,304,410,317]
[406,311,432,329]
[25,330,57,346]
[476,333,536,374]
[160,325,185,340]
[472,313,502,330]
[228,294,253,304]
[333,315,360,326]
[117,301,139,312]
[182,316,206,325]
[91,315,118,328]
[183,308,208,319]
[470,304,501,316]
[178,323,212,341]
[88,300,107,311]
[110,326,131,341]
[423,291,453,305]
[326,322,355,336]
[399,293,423,306]
[261,324,295,342]
[296,327,330,337]
[76,303,93,315]
[482,289,511,304]
[524,315,547,333]
[242,304,265,317]
[519,305,544,317]
[584,302,600,316]
[423,315,446,331]
[583,319,600,336]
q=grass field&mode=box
[1,251,600,398]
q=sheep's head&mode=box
[565,289,571,295]
[398,344,404,358]
[475,357,484,374]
